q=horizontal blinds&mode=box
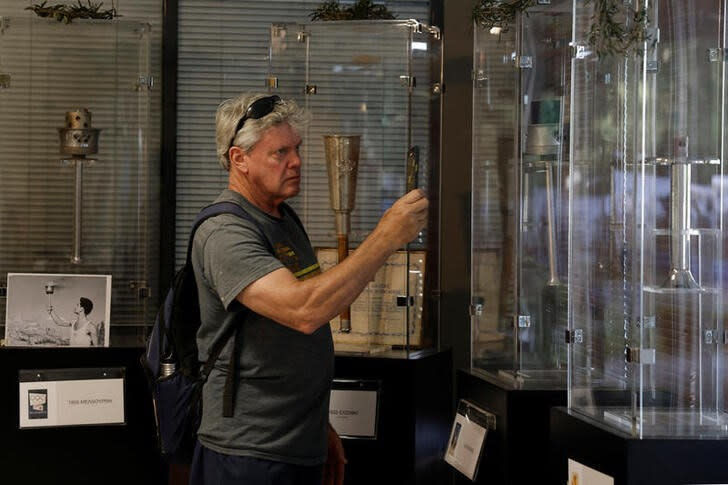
[176,1,431,266]
[0,2,162,346]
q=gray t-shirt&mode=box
[192,189,334,466]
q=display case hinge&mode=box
[565,328,583,344]
[626,347,656,365]
[0,285,6,298]
[297,30,308,43]
[704,329,721,345]
[304,84,317,95]
[724,330,728,345]
[431,82,442,95]
[469,303,483,316]
[0,72,9,89]
[708,48,725,62]
[646,60,659,73]
[129,280,150,299]
[571,44,588,59]
[396,295,415,307]
[517,315,531,328]
[516,55,533,69]
[411,22,441,40]
[473,69,488,88]
[399,75,416,88]
[265,76,279,89]
[135,75,155,91]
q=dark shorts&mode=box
[189,440,324,485]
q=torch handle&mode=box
[337,233,351,332]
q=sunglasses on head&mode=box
[229,95,281,149]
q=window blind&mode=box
[176,0,431,266]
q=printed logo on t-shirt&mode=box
[274,242,302,272]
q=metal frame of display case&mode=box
[552,1,728,483]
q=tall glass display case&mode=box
[459,4,573,483]
[0,17,158,347]
[567,0,728,440]
[471,1,572,385]
[268,20,442,357]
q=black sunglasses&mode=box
[229,95,281,149]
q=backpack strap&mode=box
[189,200,278,419]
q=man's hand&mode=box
[374,189,429,250]
[322,424,346,485]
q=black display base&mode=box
[0,347,165,485]
[334,348,452,485]
[455,368,566,485]
[550,406,728,485]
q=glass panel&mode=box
[472,1,572,387]
[269,20,441,357]
[0,18,157,347]
[568,0,728,438]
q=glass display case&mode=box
[0,17,158,347]
[568,0,728,438]
[471,1,572,384]
[268,19,441,356]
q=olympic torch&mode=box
[323,134,361,333]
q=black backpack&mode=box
[141,201,266,463]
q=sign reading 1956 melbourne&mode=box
[18,367,125,429]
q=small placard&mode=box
[444,399,493,481]
[568,459,614,485]
[329,379,380,439]
[18,368,125,428]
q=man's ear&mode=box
[229,146,248,173]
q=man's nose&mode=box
[289,150,302,168]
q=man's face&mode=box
[243,122,302,205]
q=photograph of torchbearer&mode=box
[323,134,361,333]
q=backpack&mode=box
[141,201,261,463]
[141,200,307,464]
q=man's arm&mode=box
[48,309,71,327]
[237,189,428,334]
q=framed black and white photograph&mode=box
[4,273,112,347]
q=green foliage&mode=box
[472,0,535,32]
[25,1,118,24]
[586,0,649,57]
[310,0,395,21]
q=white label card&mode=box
[568,459,615,485]
[444,411,487,480]
[329,389,378,438]
[19,378,124,428]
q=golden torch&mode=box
[323,134,361,333]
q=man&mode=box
[50,297,99,347]
[190,92,429,485]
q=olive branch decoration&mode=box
[310,0,395,21]
[586,0,649,57]
[472,0,535,33]
[472,0,650,57]
[25,1,118,24]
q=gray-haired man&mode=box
[190,93,428,485]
